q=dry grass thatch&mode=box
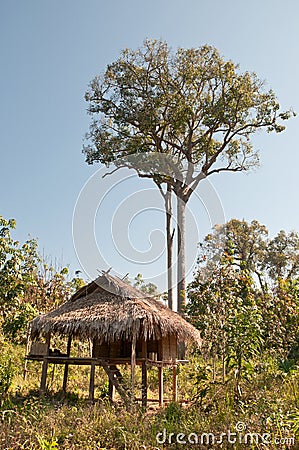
[30,272,202,346]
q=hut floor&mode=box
[26,355,181,367]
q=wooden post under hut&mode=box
[89,361,96,402]
[62,334,72,393]
[40,333,51,395]
[131,334,136,401]
[108,378,115,402]
[172,365,178,402]
[158,366,164,407]
[141,339,147,409]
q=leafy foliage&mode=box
[0,214,85,343]
[200,219,268,274]
[188,219,299,376]
[262,230,299,280]
[84,39,292,183]
[133,273,158,295]
[261,278,299,356]
[0,215,40,339]
[187,260,263,392]
[0,351,13,401]
[2,301,37,343]
[199,219,299,287]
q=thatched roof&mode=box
[30,272,201,346]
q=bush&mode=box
[2,302,37,343]
[0,352,13,400]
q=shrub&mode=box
[0,353,13,400]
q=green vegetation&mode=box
[1,342,299,449]
[1,215,299,448]
[0,214,85,345]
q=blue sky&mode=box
[1,0,298,291]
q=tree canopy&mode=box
[198,219,299,287]
[84,39,293,195]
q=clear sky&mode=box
[1,0,298,293]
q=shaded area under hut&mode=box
[26,272,202,408]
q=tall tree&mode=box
[83,39,293,312]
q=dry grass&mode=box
[1,343,299,449]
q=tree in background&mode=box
[25,259,84,314]
[188,218,299,372]
[133,273,158,295]
[262,230,299,281]
[122,272,158,296]
[83,39,293,313]
[199,219,268,291]
[187,255,263,395]
[199,219,299,287]
[0,215,39,341]
[0,214,85,343]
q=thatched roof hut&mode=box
[28,272,201,407]
[30,272,202,346]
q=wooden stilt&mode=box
[39,333,51,395]
[62,364,69,394]
[142,361,147,409]
[141,339,147,409]
[131,335,136,401]
[158,366,164,407]
[172,365,178,402]
[23,326,32,380]
[40,357,49,394]
[141,339,147,359]
[89,362,96,402]
[62,335,72,393]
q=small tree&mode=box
[189,220,299,371]
[261,278,299,358]
[0,214,85,342]
[0,351,13,402]
[84,39,293,312]
[0,215,39,329]
[187,260,263,389]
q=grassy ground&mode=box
[1,342,299,449]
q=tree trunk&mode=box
[177,196,187,313]
[165,183,174,310]
[156,181,175,311]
